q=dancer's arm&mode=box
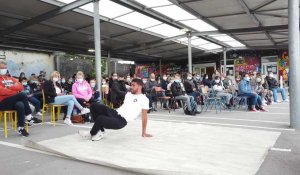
[142,109,152,138]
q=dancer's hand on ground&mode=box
[142,133,153,138]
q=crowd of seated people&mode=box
[0,58,290,138]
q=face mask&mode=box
[127,78,131,81]
[256,78,262,83]
[269,74,274,78]
[175,80,181,83]
[22,82,27,86]
[90,83,96,87]
[163,77,167,80]
[187,76,192,80]
[77,78,84,83]
[143,80,147,84]
[205,77,208,79]
[0,69,7,75]
[53,77,59,82]
[244,77,250,81]
[196,76,200,79]
[221,77,225,80]
[68,79,73,83]
[150,78,155,81]
[170,80,175,83]
[61,79,65,83]
[215,80,220,83]
[228,80,232,85]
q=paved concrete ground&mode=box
[0,101,299,175]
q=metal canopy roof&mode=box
[0,0,292,61]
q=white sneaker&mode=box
[283,99,289,102]
[64,118,73,126]
[91,131,105,141]
[25,114,33,121]
[80,108,90,115]
[36,112,42,116]
[78,130,91,139]
[276,100,282,103]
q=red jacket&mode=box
[0,75,24,102]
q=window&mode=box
[181,19,217,32]
[146,24,185,37]
[133,0,172,8]
[153,5,196,21]
[200,43,222,50]
[115,11,162,29]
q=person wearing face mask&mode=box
[63,77,73,94]
[212,76,232,108]
[202,74,212,88]
[72,71,93,111]
[118,76,127,92]
[125,75,131,86]
[89,78,101,103]
[108,72,127,107]
[0,59,33,137]
[194,74,202,86]
[21,78,43,122]
[43,71,90,125]
[184,73,200,103]
[255,76,269,106]
[145,73,168,109]
[18,72,26,82]
[238,73,268,112]
[171,74,200,115]
[160,74,169,91]
[266,72,288,103]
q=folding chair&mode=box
[0,110,28,138]
[41,90,65,126]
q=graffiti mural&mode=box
[234,56,260,75]
[278,51,289,82]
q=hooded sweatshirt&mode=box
[0,75,23,102]
[72,80,93,100]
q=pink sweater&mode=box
[72,80,93,100]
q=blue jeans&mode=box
[28,96,41,113]
[51,95,83,117]
[239,93,262,106]
[271,88,286,102]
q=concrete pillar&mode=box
[94,0,102,95]
[187,32,192,73]
[289,0,300,128]
[159,58,162,76]
[223,48,227,74]
[107,50,111,76]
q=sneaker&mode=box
[80,108,90,115]
[64,118,73,126]
[249,108,259,112]
[25,114,33,121]
[283,99,289,102]
[78,130,91,140]
[92,131,105,141]
[32,117,42,124]
[275,100,282,103]
[260,108,269,112]
[18,127,29,137]
[36,112,42,116]
[195,111,201,114]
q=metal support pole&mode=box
[107,50,111,76]
[159,58,162,76]
[114,61,117,73]
[289,0,300,128]
[187,32,192,73]
[223,48,227,74]
[94,0,102,96]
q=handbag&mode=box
[71,115,85,123]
